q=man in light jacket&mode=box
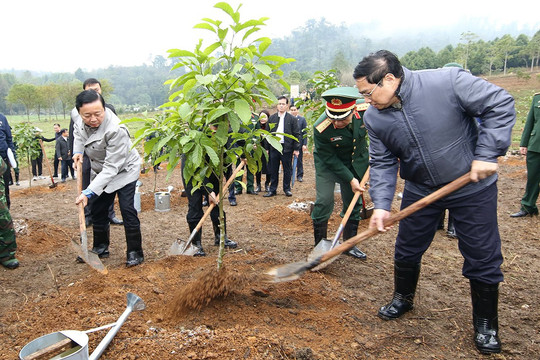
[72,90,143,267]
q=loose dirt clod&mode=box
[168,266,248,319]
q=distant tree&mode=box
[400,47,437,70]
[436,45,456,67]
[40,84,61,120]
[525,30,540,71]
[460,31,479,70]
[494,34,516,75]
[57,81,82,118]
[74,68,86,82]
[6,84,38,119]
[0,73,17,113]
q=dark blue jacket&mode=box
[365,67,516,210]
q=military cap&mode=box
[322,87,361,120]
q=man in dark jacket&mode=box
[264,96,300,197]
[353,50,515,355]
[55,128,74,182]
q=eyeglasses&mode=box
[360,79,383,98]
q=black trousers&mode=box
[31,154,43,176]
[90,180,140,230]
[268,147,293,193]
[395,182,503,284]
[185,172,223,225]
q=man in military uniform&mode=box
[0,157,18,269]
[511,92,540,217]
[311,87,370,259]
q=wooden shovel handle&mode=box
[76,162,86,233]
[320,172,472,263]
[359,166,370,190]
[194,159,246,233]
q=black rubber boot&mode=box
[92,227,110,258]
[470,280,501,354]
[446,215,457,238]
[312,220,328,247]
[437,211,445,230]
[188,221,206,256]
[378,260,421,320]
[213,216,237,249]
[125,228,144,267]
[343,219,366,260]
[77,227,109,263]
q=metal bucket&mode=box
[19,330,89,360]
[154,192,170,212]
[134,192,141,213]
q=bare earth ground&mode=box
[1,78,540,359]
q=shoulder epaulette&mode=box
[534,92,540,96]
[356,103,369,112]
[315,119,332,133]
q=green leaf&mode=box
[203,41,222,56]
[254,64,271,76]
[208,107,231,123]
[194,22,217,33]
[167,49,197,58]
[234,99,251,123]
[178,102,192,119]
[266,135,283,154]
[204,145,219,166]
[195,74,215,85]
[214,2,235,17]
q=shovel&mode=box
[71,162,107,274]
[308,191,361,270]
[38,139,57,188]
[291,154,298,188]
[267,172,472,282]
[168,159,246,256]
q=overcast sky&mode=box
[1,0,538,73]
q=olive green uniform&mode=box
[311,102,370,223]
[518,92,540,214]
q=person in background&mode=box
[56,128,75,183]
[0,114,15,208]
[0,156,18,269]
[353,50,515,354]
[69,78,123,226]
[73,90,144,267]
[52,123,62,178]
[264,96,300,197]
[181,123,238,256]
[255,110,271,193]
[32,128,55,181]
[510,91,540,218]
[311,87,369,260]
[290,105,307,182]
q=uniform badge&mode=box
[315,119,332,133]
[356,103,369,112]
[330,136,343,142]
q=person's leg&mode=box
[185,178,205,255]
[53,156,59,177]
[311,173,335,246]
[282,151,293,193]
[266,148,280,195]
[378,189,442,320]
[340,183,366,259]
[61,160,68,181]
[0,195,18,269]
[117,181,144,267]
[297,150,304,180]
[37,154,43,176]
[520,150,540,214]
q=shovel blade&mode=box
[71,238,108,274]
[307,239,332,262]
[168,238,200,256]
